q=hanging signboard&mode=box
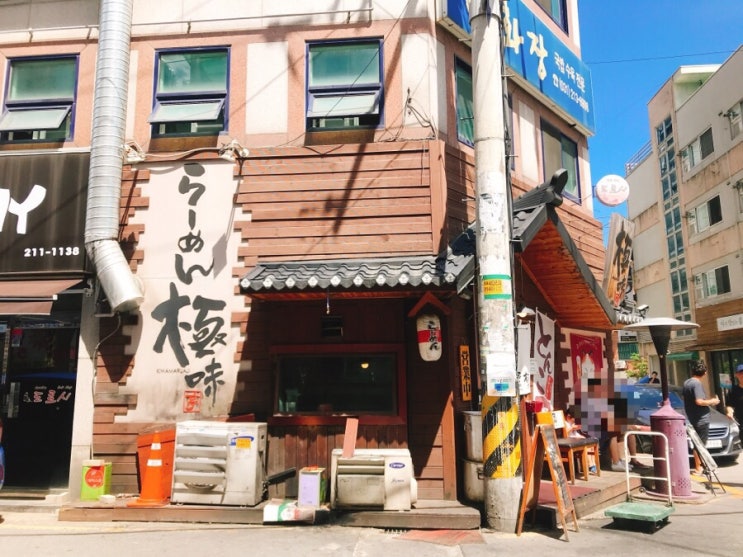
[459,345,472,401]
[595,174,630,207]
[438,0,595,133]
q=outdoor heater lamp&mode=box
[623,317,700,499]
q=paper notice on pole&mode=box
[486,352,516,397]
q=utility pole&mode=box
[469,0,521,532]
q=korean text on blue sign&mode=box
[443,0,595,133]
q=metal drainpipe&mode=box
[85,0,144,312]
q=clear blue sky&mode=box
[577,1,743,244]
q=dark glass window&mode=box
[542,120,579,201]
[534,0,568,32]
[455,58,474,146]
[276,351,398,415]
[700,128,714,159]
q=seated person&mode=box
[564,406,597,473]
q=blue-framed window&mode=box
[541,120,579,201]
[0,55,77,142]
[149,47,228,137]
[535,0,568,33]
[306,39,383,131]
[455,58,474,146]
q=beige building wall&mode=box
[628,47,743,387]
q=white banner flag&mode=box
[532,310,555,406]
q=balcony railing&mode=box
[624,141,653,175]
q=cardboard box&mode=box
[81,459,112,501]
[298,467,327,508]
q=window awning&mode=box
[148,99,224,123]
[0,106,71,131]
[0,278,82,315]
[307,92,381,118]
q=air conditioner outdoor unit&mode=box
[171,420,267,506]
[330,448,417,511]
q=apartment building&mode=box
[627,47,743,397]
[0,0,614,506]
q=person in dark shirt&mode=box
[726,364,743,427]
[683,361,720,474]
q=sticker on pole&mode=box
[486,352,517,396]
[482,274,512,299]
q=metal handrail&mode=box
[623,430,674,506]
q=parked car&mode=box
[617,383,741,462]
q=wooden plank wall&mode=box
[235,141,435,266]
[94,139,477,496]
[91,168,151,494]
[443,144,476,244]
[265,424,407,499]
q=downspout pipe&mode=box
[85,0,144,312]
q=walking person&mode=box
[726,364,743,426]
[683,361,720,474]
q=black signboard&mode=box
[0,152,89,274]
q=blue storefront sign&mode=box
[441,0,595,133]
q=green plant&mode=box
[627,352,649,379]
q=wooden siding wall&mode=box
[252,297,457,500]
[443,147,605,283]
[510,175,607,283]
[695,300,743,348]
[92,138,606,496]
[443,144,477,251]
[265,424,407,499]
[92,168,150,494]
[404,301,456,500]
[236,141,437,266]
[443,296,475,500]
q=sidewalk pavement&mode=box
[0,475,738,557]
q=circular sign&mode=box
[595,174,630,206]
[85,467,104,488]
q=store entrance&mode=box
[0,314,80,490]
